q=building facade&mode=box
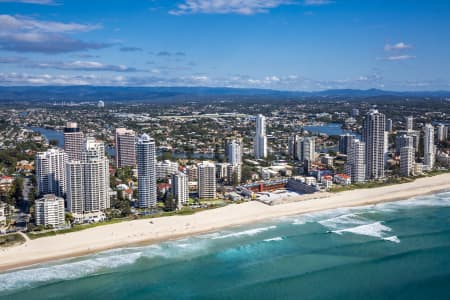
[66,138,110,214]
[35,148,67,197]
[172,172,189,207]
[400,146,414,177]
[115,128,136,168]
[362,109,386,179]
[64,122,84,161]
[296,137,316,162]
[137,134,157,208]
[35,194,65,227]
[345,138,366,183]
[198,161,216,199]
[254,114,268,159]
[423,124,435,171]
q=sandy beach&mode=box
[1,173,449,272]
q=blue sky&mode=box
[0,0,449,91]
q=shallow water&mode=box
[1,191,450,299]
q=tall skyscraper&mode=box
[345,138,366,183]
[400,146,414,177]
[339,133,354,155]
[35,148,67,197]
[254,114,268,159]
[172,172,189,207]
[228,139,242,165]
[362,109,386,179]
[296,137,316,162]
[64,122,84,161]
[66,138,110,214]
[115,128,136,168]
[137,134,157,208]
[406,116,414,131]
[437,124,447,142]
[423,124,435,170]
[198,161,216,199]
[288,134,300,159]
[396,134,414,155]
[385,118,393,132]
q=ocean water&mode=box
[1,191,450,299]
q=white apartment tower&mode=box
[35,194,65,227]
[137,134,157,208]
[198,161,216,199]
[345,138,366,183]
[64,122,84,161]
[115,128,136,168]
[437,124,447,142]
[400,146,414,177]
[35,148,67,197]
[362,109,386,179]
[172,172,189,208]
[423,124,435,170]
[66,138,110,214]
[228,139,242,165]
[406,116,414,131]
[296,137,316,162]
[254,114,268,159]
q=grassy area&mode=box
[0,233,26,247]
[330,177,415,193]
[27,218,129,240]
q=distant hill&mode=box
[0,86,449,102]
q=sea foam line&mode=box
[212,226,277,240]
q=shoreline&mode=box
[1,173,450,273]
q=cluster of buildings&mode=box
[24,108,450,228]
[286,110,446,187]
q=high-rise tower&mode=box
[136,134,157,208]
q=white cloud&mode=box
[380,55,416,61]
[384,42,412,51]
[0,14,105,53]
[0,0,55,4]
[303,0,333,5]
[169,0,293,15]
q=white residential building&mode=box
[115,128,136,168]
[172,172,189,207]
[35,148,67,197]
[156,160,179,180]
[228,139,242,165]
[400,146,414,177]
[0,202,6,226]
[362,109,386,179]
[198,161,216,199]
[35,194,65,227]
[345,138,366,183]
[137,134,157,208]
[406,116,414,131]
[254,114,268,159]
[296,137,316,162]
[66,138,110,214]
[437,124,447,142]
[423,124,435,171]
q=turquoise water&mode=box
[1,191,450,299]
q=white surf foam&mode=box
[212,226,277,240]
[319,213,369,230]
[383,236,400,243]
[0,251,142,292]
[264,237,283,242]
[332,221,400,243]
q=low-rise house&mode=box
[334,174,351,185]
